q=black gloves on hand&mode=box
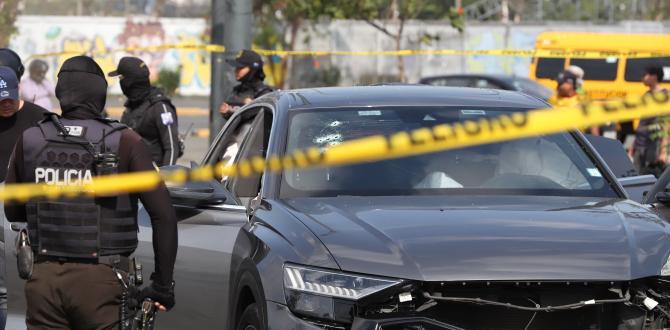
[140,280,175,311]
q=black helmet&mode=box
[0,48,25,79]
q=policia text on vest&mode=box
[4,56,178,330]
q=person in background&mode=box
[550,70,580,109]
[219,50,273,119]
[19,59,55,112]
[110,56,181,167]
[0,49,48,182]
[629,65,669,176]
[566,65,585,97]
[0,49,48,330]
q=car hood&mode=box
[283,195,670,282]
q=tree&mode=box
[254,0,463,85]
[0,0,20,48]
[253,0,337,88]
[324,0,464,81]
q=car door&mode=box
[643,167,670,220]
[0,108,274,329]
[585,134,657,203]
[121,106,271,329]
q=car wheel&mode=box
[236,303,262,330]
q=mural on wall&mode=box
[11,15,211,96]
[465,29,538,77]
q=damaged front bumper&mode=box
[283,278,670,330]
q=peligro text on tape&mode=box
[27,43,670,60]
[1,91,670,203]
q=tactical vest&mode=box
[22,117,138,259]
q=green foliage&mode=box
[0,0,20,48]
[156,67,181,97]
[322,0,460,21]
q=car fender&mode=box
[246,201,340,305]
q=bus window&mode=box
[570,58,618,81]
[625,57,670,82]
[535,57,566,79]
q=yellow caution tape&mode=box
[254,48,670,59]
[27,43,670,59]
[27,43,227,60]
[2,91,670,203]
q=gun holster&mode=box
[16,228,34,280]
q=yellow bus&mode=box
[529,32,670,100]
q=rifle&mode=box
[116,259,158,330]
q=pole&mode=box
[209,0,252,144]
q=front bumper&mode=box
[266,301,463,330]
[266,301,325,330]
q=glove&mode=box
[140,281,176,311]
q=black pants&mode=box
[634,144,666,177]
[25,262,122,330]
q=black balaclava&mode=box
[120,72,151,107]
[240,66,266,85]
[56,56,107,120]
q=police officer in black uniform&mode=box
[110,56,180,167]
[4,56,178,329]
[219,49,273,119]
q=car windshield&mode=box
[512,78,553,100]
[280,107,617,198]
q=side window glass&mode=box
[226,109,273,204]
[570,58,618,81]
[447,78,474,87]
[207,108,261,181]
[625,57,670,82]
[426,78,472,87]
[535,57,566,79]
[475,79,503,89]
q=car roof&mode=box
[268,85,549,111]
[419,73,530,83]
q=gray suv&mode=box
[6,86,670,330]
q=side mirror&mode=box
[160,165,226,207]
[167,181,226,207]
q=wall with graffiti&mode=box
[10,16,668,93]
[11,15,210,95]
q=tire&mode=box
[236,303,262,330]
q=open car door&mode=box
[585,134,656,202]
[643,166,670,220]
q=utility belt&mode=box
[34,254,132,273]
[16,223,136,280]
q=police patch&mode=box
[161,112,174,126]
[64,126,84,137]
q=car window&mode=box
[280,107,617,198]
[424,77,474,87]
[474,79,504,89]
[535,57,566,79]
[512,77,553,100]
[625,57,670,82]
[227,109,273,203]
[206,108,260,169]
[570,58,618,81]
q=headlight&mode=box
[662,255,670,276]
[283,264,401,323]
